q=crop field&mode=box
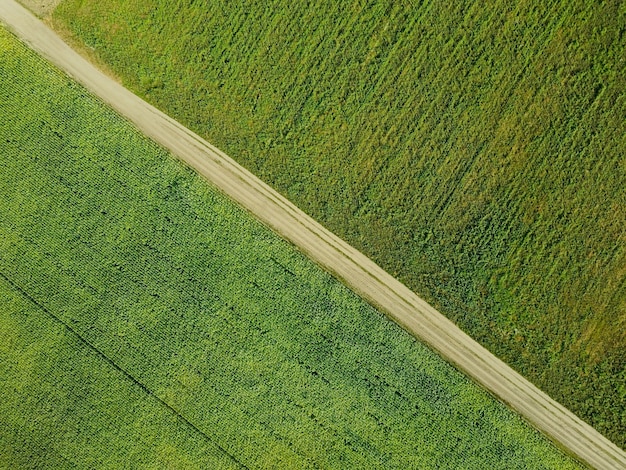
[49,0,626,446]
[0,26,585,468]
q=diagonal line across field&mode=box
[0,1,624,468]
[0,270,250,470]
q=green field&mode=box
[49,0,626,446]
[0,26,583,468]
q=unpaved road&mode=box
[1,1,625,468]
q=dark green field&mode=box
[0,26,583,468]
[50,0,626,446]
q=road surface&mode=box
[1,1,625,468]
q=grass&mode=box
[0,26,583,468]
[49,0,626,446]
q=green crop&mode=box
[0,26,582,468]
[50,0,626,446]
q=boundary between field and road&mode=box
[1,1,624,468]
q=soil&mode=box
[17,0,60,17]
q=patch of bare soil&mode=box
[17,0,60,17]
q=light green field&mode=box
[50,0,626,446]
[0,26,582,468]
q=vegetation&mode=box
[0,277,238,469]
[0,26,583,468]
[49,0,626,446]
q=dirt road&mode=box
[1,1,624,468]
